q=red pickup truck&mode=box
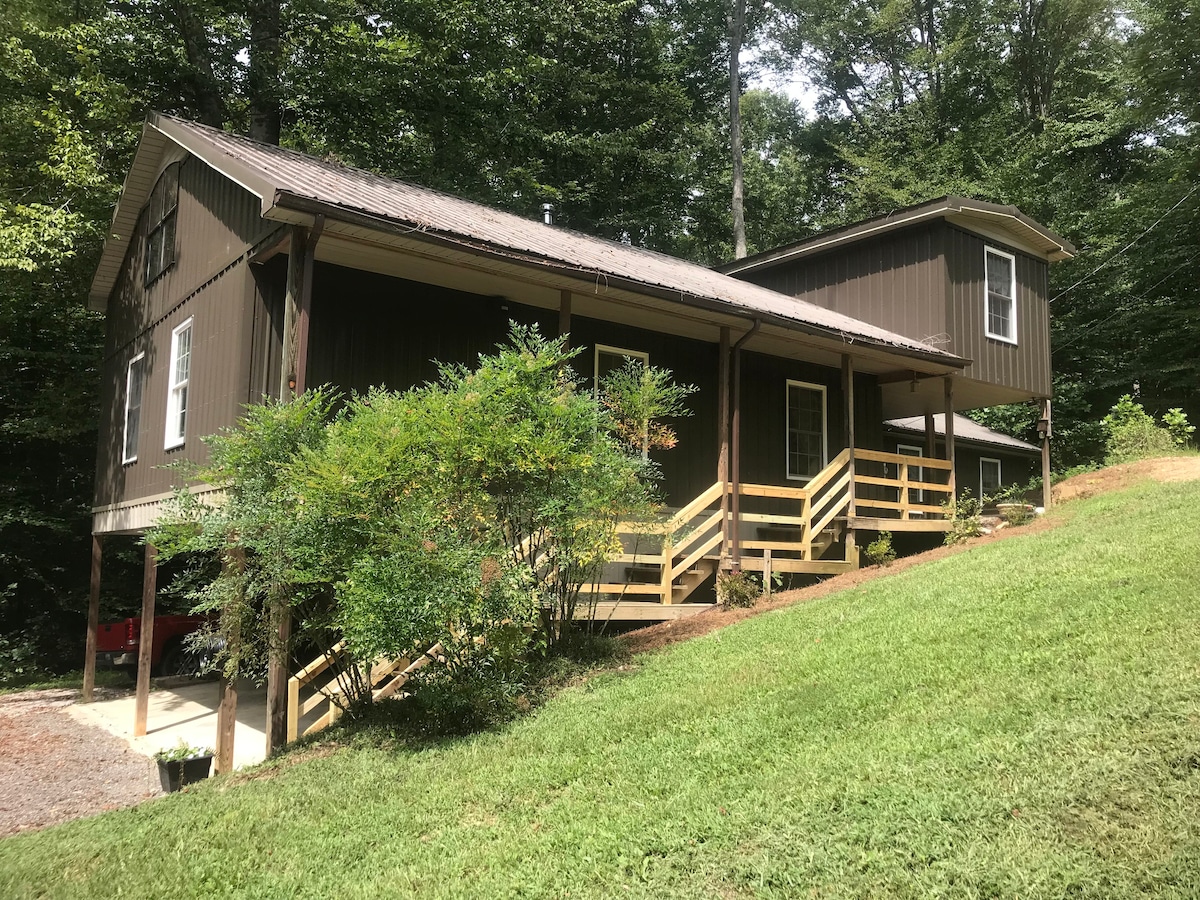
[95,615,211,677]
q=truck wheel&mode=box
[159,641,199,678]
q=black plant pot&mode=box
[157,755,213,793]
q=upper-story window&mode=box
[122,352,145,464]
[786,380,827,481]
[165,318,192,449]
[984,247,1017,344]
[144,163,180,286]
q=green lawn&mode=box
[4,478,1200,898]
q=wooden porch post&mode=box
[214,677,238,773]
[558,289,572,343]
[291,215,324,397]
[82,534,103,702]
[133,542,157,738]
[265,602,291,756]
[717,326,730,560]
[728,321,759,570]
[214,547,244,774]
[925,411,937,459]
[943,377,956,505]
[1041,397,1053,509]
[279,225,305,399]
[842,355,858,568]
[268,218,323,756]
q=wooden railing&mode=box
[286,641,445,742]
[851,449,953,519]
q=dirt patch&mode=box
[1052,456,1200,504]
[0,687,161,838]
[622,457,1200,655]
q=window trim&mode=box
[165,317,193,450]
[984,246,1018,344]
[896,443,925,505]
[785,379,828,482]
[122,352,145,465]
[594,344,649,395]
[980,456,1003,498]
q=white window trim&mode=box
[896,443,925,505]
[122,352,145,464]
[980,456,1003,498]
[984,246,1018,344]
[594,344,649,394]
[165,317,193,450]
[785,379,828,482]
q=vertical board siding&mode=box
[94,158,268,512]
[741,224,948,347]
[305,264,720,506]
[943,225,1051,396]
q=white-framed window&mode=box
[165,318,193,449]
[896,443,924,505]
[122,352,146,464]
[144,163,180,286]
[984,247,1017,344]
[594,344,649,393]
[786,380,827,481]
[980,457,1002,498]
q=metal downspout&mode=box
[729,318,761,571]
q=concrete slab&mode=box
[68,679,271,770]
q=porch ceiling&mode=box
[881,376,1045,418]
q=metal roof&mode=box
[89,114,968,369]
[716,196,1076,276]
[884,413,1040,453]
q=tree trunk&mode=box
[171,1,229,128]
[247,0,282,144]
[728,0,748,260]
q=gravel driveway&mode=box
[0,687,162,838]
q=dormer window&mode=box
[984,247,1017,343]
[144,163,180,285]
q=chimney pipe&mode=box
[542,203,555,226]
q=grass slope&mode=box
[4,479,1200,898]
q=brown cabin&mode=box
[82,114,1072,753]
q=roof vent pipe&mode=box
[542,203,555,226]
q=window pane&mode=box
[986,253,1013,298]
[787,384,825,479]
[175,325,191,384]
[124,357,144,462]
[177,385,187,437]
[987,293,1012,337]
[981,460,1002,496]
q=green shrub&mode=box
[943,490,984,545]
[998,504,1033,527]
[1101,395,1176,464]
[716,570,763,608]
[864,531,896,567]
[1162,408,1195,448]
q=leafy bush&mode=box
[864,531,896,567]
[151,325,690,716]
[943,490,984,545]
[998,504,1033,527]
[1101,395,1176,464]
[716,570,763,608]
[1162,408,1195,448]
